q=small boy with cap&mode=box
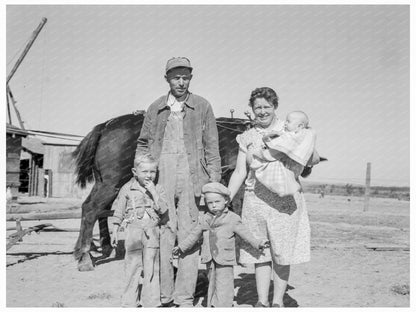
[172,182,269,307]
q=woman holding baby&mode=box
[228,87,315,307]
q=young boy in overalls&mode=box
[111,153,169,307]
[172,182,269,307]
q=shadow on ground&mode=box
[87,242,299,307]
[6,251,73,267]
[234,273,299,307]
[192,271,299,307]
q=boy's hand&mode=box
[172,246,182,256]
[258,239,270,251]
[143,180,157,196]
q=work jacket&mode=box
[136,92,221,197]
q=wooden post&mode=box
[16,218,23,242]
[7,86,25,130]
[6,88,12,124]
[48,170,53,197]
[6,17,48,85]
[29,163,33,196]
[34,164,39,196]
[364,162,371,211]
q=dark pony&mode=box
[72,112,248,271]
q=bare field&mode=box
[6,194,410,307]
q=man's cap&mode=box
[165,57,193,74]
[202,182,231,197]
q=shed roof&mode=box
[22,137,45,154]
[6,123,28,136]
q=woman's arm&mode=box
[228,149,248,201]
[233,217,264,250]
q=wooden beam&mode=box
[41,226,80,232]
[7,86,25,130]
[364,244,409,251]
[6,89,12,124]
[6,210,81,221]
[6,17,47,84]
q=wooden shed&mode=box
[6,124,28,198]
[42,142,91,198]
[20,136,45,196]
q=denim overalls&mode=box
[120,186,161,307]
[158,110,201,306]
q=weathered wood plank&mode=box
[364,244,409,251]
[6,210,81,221]
[41,226,80,232]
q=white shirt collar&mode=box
[167,93,184,112]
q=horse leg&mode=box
[74,184,116,271]
[98,216,112,257]
[74,191,99,271]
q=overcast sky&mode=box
[5,4,410,187]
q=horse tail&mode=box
[72,123,105,188]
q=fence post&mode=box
[364,162,371,211]
[16,218,23,242]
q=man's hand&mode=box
[258,239,270,251]
[111,231,118,247]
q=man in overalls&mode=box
[135,57,221,307]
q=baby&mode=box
[248,111,317,196]
[172,182,269,307]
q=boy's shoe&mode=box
[255,301,269,307]
[159,301,179,307]
[271,303,283,307]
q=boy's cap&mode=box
[202,182,231,197]
[166,57,193,73]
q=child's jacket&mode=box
[112,177,169,227]
[178,209,263,266]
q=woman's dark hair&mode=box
[249,87,279,109]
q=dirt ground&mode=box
[6,194,410,308]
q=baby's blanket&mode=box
[265,128,317,167]
[251,159,301,196]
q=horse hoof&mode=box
[78,262,94,272]
[77,254,94,271]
